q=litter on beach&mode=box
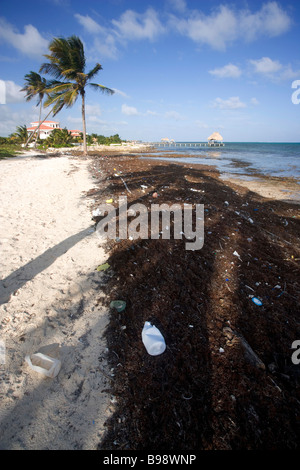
[25,352,61,378]
[110,300,126,312]
[233,250,242,261]
[97,263,110,271]
[142,322,166,356]
[92,208,102,217]
[251,297,263,306]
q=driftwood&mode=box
[223,327,266,370]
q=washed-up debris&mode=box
[97,263,110,272]
[233,250,242,261]
[25,352,61,378]
[106,198,114,204]
[92,208,102,217]
[252,297,263,306]
[142,321,166,356]
[222,327,265,370]
[110,300,126,312]
[119,176,131,193]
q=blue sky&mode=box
[0,0,300,142]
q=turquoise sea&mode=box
[149,142,300,182]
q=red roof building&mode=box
[27,121,82,140]
[27,120,61,139]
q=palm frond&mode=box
[40,62,64,80]
[21,71,49,104]
[88,83,115,95]
[87,63,102,80]
[45,82,73,94]
[68,36,86,73]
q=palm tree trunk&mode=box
[81,91,87,156]
[34,100,43,149]
[24,107,53,148]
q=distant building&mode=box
[68,129,81,138]
[27,121,81,140]
[207,132,223,142]
[27,120,61,139]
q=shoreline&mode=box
[14,145,300,205]
[68,145,300,205]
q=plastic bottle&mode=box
[142,321,166,356]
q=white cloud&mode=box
[122,104,139,116]
[279,64,300,81]
[74,13,119,59]
[146,110,159,116]
[171,5,237,51]
[93,35,119,60]
[209,63,242,78]
[249,56,300,81]
[212,96,247,110]
[240,2,291,41]
[0,104,39,136]
[4,80,25,103]
[74,14,105,34]
[0,17,48,58]
[169,2,291,50]
[112,8,165,41]
[250,57,282,75]
[167,0,187,13]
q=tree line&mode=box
[1,128,124,149]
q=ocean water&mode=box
[149,142,300,181]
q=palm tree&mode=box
[21,72,50,147]
[40,35,114,155]
[12,125,28,144]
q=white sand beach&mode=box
[0,152,113,450]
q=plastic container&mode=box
[252,297,263,306]
[110,300,126,312]
[142,321,166,356]
[25,353,61,378]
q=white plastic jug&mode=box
[142,321,166,356]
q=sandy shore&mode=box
[0,152,113,450]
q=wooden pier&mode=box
[150,141,225,148]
